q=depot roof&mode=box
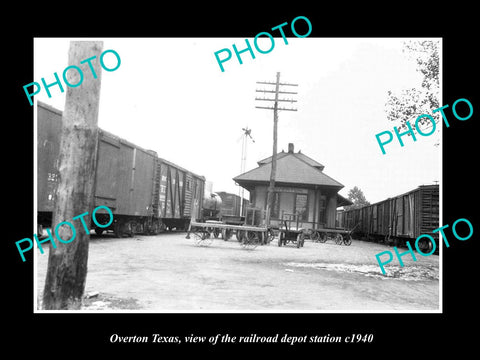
[257,149,325,171]
[234,143,344,190]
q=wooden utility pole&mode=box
[255,72,298,226]
[43,41,103,310]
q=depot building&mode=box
[233,143,351,229]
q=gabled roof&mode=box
[257,150,325,171]
[234,151,343,189]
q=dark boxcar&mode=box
[339,184,439,249]
[37,101,205,236]
[93,129,159,236]
[37,102,159,236]
[216,191,249,217]
[37,102,62,232]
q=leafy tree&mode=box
[345,186,370,210]
[385,40,440,137]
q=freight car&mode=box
[37,101,205,237]
[337,185,439,251]
[202,193,222,221]
[216,191,249,217]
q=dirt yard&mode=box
[35,232,440,312]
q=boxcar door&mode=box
[158,162,168,218]
[396,196,404,236]
[131,149,156,217]
[183,174,193,218]
[94,132,120,211]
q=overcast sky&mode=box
[34,37,441,204]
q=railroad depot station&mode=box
[234,143,352,230]
[37,101,438,249]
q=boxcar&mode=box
[92,129,159,236]
[155,157,205,230]
[216,191,249,217]
[338,185,439,249]
[37,101,205,237]
[37,102,62,228]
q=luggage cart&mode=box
[311,223,359,246]
[277,213,306,248]
[186,220,274,249]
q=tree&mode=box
[385,40,440,138]
[345,186,370,210]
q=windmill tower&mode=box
[239,127,254,216]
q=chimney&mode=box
[288,143,294,153]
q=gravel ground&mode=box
[35,232,440,312]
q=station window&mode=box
[295,194,308,221]
[318,196,326,224]
[267,192,281,219]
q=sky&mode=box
[34,37,441,204]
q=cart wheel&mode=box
[236,230,244,242]
[259,231,266,245]
[311,231,320,242]
[334,233,343,245]
[266,229,275,244]
[247,231,257,241]
[318,232,327,243]
[194,230,213,246]
[296,233,305,248]
[344,234,352,246]
[206,227,213,238]
[203,233,214,246]
[213,228,220,238]
[192,231,204,245]
[222,228,232,241]
[241,231,259,250]
[278,233,283,247]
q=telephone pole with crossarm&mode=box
[255,72,298,226]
